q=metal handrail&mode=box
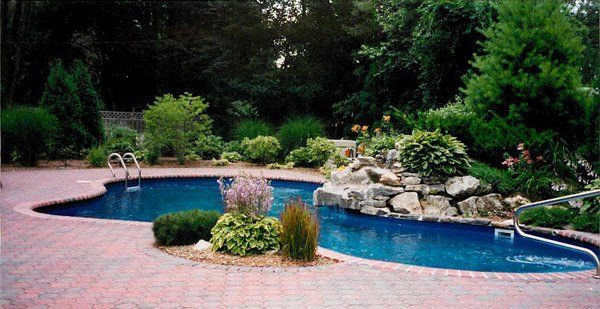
[514,189,600,278]
[107,153,130,189]
[123,152,141,189]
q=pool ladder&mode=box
[107,152,141,191]
[514,189,600,278]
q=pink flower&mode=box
[527,159,533,165]
[517,143,524,151]
[536,155,543,161]
[218,175,273,217]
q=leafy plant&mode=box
[226,100,258,121]
[233,120,273,141]
[365,134,398,157]
[210,213,281,256]
[572,213,599,233]
[580,179,600,215]
[105,125,138,146]
[241,136,281,164]
[105,140,135,156]
[412,98,477,149]
[221,151,243,162]
[280,198,319,261]
[285,137,337,167]
[185,153,201,161]
[277,116,325,154]
[87,146,107,167]
[218,175,273,217]
[519,207,575,229]
[469,162,514,196]
[194,134,225,159]
[267,162,295,169]
[1,106,58,166]
[153,209,221,246]
[144,92,212,164]
[396,130,470,177]
[70,59,104,146]
[224,140,244,154]
[212,158,229,166]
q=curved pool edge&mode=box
[15,171,599,281]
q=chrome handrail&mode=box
[514,189,600,278]
[123,152,141,188]
[107,153,130,189]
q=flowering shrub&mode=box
[501,143,554,198]
[352,114,395,156]
[502,143,544,171]
[217,175,274,217]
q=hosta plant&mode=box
[210,213,281,256]
[396,129,470,177]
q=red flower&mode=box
[527,159,533,165]
[522,150,530,156]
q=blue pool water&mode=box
[39,178,598,273]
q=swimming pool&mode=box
[38,177,597,273]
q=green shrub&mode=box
[413,98,477,149]
[1,106,58,166]
[285,137,337,167]
[469,162,514,196]
[580,179,600,215]
[221,151,243,162]
[277,116,325,154]
[513,170,556,200]
[519,207,574,229]
[365,134,398,157]
[185,153,200,161]
[210,213,281,256]
[267,162,295,169]
[105,140,135,156]
[87,146,107,167]
[280,199,319,261]
[241,136,281,164]
[233,120,273,141]
[105,125,138,145]
[194,134,225,159]
[572,213,599,233]
[70,59,104,146]
[135,146,160,165]
[397,130,470,177]
[212,158,229,166]
[224,140,244,154]
[144,92,212,164]
[153,210,221,246]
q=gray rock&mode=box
[404,184,430,196]
[380,173,403,186]
[314,187,344,206]
[340,197,361,210]
[457,196,478,216]
[372,195,391,201]
[347,189,366,201]
[474,181,493,195]
[420,195,457,217]
[503,195,531,210]
[361,199,388,208]
[427,184,446,195]
[445,176,480,197]
[399,172,420,178]
[367,184,404,198]
[388,192,422,215]
[331,167,371,186]
[364,167,395,183]
[402,176,421,185]
[193,240,212,251]
[385,149,398,168]
[457,194,504,217]
[360,206,390,216]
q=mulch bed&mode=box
[158,245,337,267]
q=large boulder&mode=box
[380,173,403,186]
[402,176,421,185]
[420,195,457,217]
[313,186,344,206]
[503,195,531,210]
[351,156,377,171]
[388,192,422,215]
[456,197,478,217]
[456,194,504,217]
[367,184,404,199]
[360,206,390,216]
[330,167,371,186]
[445,176,480,197]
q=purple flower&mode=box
[217,175,274,217]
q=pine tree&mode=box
[462,0,587,144]
[70,59,105,146]
[39,59,87,155]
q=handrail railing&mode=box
[514,189,600,278]
[107,153,131,189]
[122,152,141,189]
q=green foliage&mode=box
[519,207,574,229]
[469,162,514,196]
[365,134,398,157]
[1,106,58,166]
[571,213,599,233]
[105,140,135,156]
[226,100,258,121]
[285,137,337,167]
[267,162,295,170]
[280,199,319,261]
[105,125,138,146]
[241,136,281,164]
[463,0,588,149]
[153,210,221,246]
[144,92,212,163]
[397,130,470,177]
[39,59,87,155]
[136,146,160,165]
[276,116,325,155]
[212,158,229,166]
[224,140,244,154]
[210,213,281,256]
[221,151,243,162]
[233,120,273,141]
[87,146,107,167]
[194,135,225,159]
[412,98,477,149]
[580,179,600,215]
[185,153,200,161]
[512,170,556,200]
[70,59,104,146]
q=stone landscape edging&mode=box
[12,170,599,281]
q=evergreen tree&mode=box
[462,0,587,144]
[70,59,105,146]
[39,59,87,155]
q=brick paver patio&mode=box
[1,168,599,308]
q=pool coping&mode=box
[14,171,599,281]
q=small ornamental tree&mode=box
[144,92,212,164]
[39,59,87,154]
[462,0,587,145]
[70,59,104,147]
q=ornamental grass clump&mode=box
[280,198,319,261]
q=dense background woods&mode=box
[1,0,598,133]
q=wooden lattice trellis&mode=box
[100,111,145,132]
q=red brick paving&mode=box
[1,168,599,308]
